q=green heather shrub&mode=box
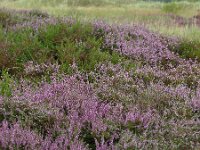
[37,22,122,71]
[172,40,200,60]
[0,22,125,75]
[0,70,12,97]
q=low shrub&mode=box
[171,40,200,60]
[0,20,125,75]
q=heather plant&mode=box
[0,73,157,149]
[0,62,199,149]
[0,16,128,75]
[93,21,181,66]
[23,61,60,77]
[171,39,200,60]
[0,8,200,149]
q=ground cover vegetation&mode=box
[0,1,200,149]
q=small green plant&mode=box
[0,70,12,97]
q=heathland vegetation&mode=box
[0,0,200,149]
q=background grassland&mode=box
[1,0,200,42]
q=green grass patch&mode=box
[0,20,132,76]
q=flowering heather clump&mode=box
[93,21,180,65]
[0,9,200,149]
[0,121,88,150]
[135,60,200,88]
[0,74,156,149]
[24,61,60,76]
[191,89,200,110]
[1,65,199,149]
